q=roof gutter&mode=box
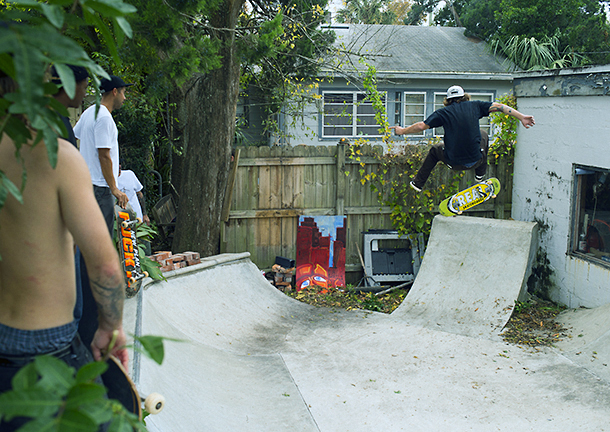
[320,70,514,81]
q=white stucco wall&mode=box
[512,69,610,307]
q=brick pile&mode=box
[148,251,201,272]
[267,264,295,291]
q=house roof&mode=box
[325,24,513,80]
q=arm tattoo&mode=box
[89,276,124,327]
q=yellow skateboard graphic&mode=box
[439,178,501,216]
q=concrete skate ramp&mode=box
[554,303,610,384]
[126,253,610,432]
[393,216,538,338]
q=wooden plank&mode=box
[221,148,241,222]
[239,156,335,167]
[228,206,394,219]
[336,140,346,215]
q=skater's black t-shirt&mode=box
[424,100,492,166]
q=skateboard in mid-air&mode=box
[115,204,148,297]
[439,178,501,216]
[103,355,165,421]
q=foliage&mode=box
[344,61,463,236]
[0,0,136,215]
[490,35,588,71]
[239,0,336,144]
[415,0,610,67]
[501,298,568,348]
[488,93,517,163]
[336,0,398,24]
[0,335,166,431]
[287,284,408,314]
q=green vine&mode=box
[345,62,517,236]
[345,61,463,236]
[489,93,518,164]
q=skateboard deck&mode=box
[115,204,148,297]
[439,178,501,216]
[103,355,165,421]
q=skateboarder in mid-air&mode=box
[391,85,535,192]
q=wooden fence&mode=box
[220,143,513,275]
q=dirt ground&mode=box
[284,285,568,348]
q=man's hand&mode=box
[521,115,535,129]
[390,125,407,136]
[143,214,150,225]
[111,187,129,208]
[91,327,129,369]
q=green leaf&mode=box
[10,363,38,392]
[85,0,137,17]
[52,63,76,100]
[134,336,164,365]
[0,388,61,420]
[0,171,24,205]
[75,361,108,384]
[40,3,65,29]
[12,417,56,432]
[77,400,113,425]
[82,8,120,65]
[34,356,75,396]
[57,408,97,432]
[107,412,133,432]
[65,383,107,410]
[113,16,132,39]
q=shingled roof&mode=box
[326,24,513,78]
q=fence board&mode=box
[220,143,513,271]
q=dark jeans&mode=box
[0,335,107,432]
[413,130,489,188]
[94,185,115,236]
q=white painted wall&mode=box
[512,94,610,307]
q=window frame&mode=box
[570,164,610,268]
[402,91,427,137]
[432,92,494,138]
[321,90,387,138]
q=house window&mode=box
[432,92,493,137]
[570,165,610,266]
[403,92,426,136]
[322,91,386,138]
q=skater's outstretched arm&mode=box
[489,102,535,128]
[391,122,430,136]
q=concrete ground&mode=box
[124,217,610,432]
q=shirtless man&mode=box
[0,77,127,430]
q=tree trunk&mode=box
[171,0,244,256]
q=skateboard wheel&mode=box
[122,221,129,228]
[129,276,136,285]
[144,392,165,414]
[143,271,149,278]
[137,217,142,224]
[457,210,463,215]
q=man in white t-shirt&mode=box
[118,165,150,224]
[74,75,132,234]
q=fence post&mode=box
[336,138,347,215]
[494,158,506,219]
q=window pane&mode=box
[571,166,610,265]
[322,91,385,137]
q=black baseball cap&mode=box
[100,75,134,93]
[50,65,89,84]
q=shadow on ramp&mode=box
[554,303,610,384]
[393,216,538,339]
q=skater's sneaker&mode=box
[410,181,422,192]
[475,174,485,182]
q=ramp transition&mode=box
[123,242,610,431]
[393,215,538,338]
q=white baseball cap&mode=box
[447,85,465,99]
